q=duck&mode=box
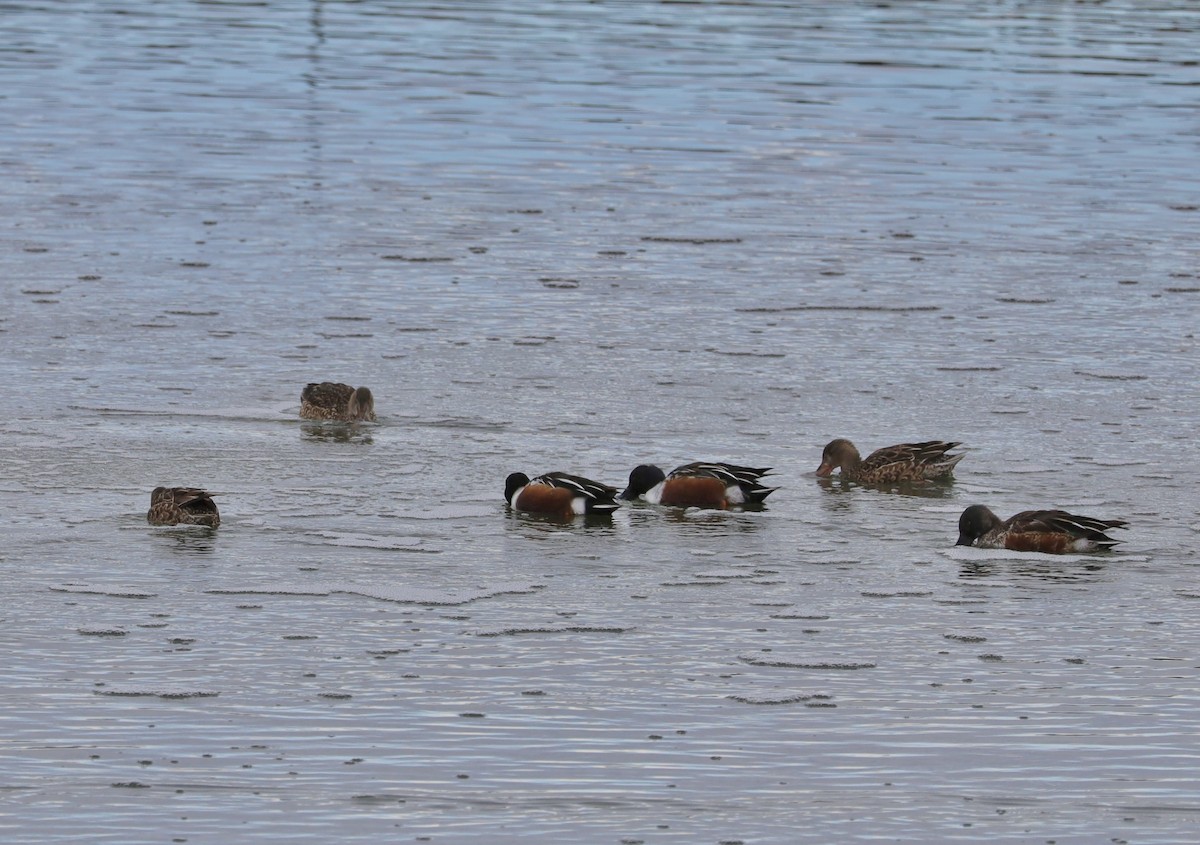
[147,487,220,528]
[619,462,777,509]
[956,505,1127,553]
[815,438,963,484]
[505,472,620,518]
[300,382,376,422]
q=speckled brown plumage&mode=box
[147,487,220,528]
[300,382,376,421]
[815,438,963,484]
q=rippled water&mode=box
[2,2,1198,843]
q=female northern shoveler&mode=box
[147,487,220,528]
[815,438,963,484]
[619,462,777,509]
[505,472,620,518]
[956,505,1127,554]
[300,382,376,422]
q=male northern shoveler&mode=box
[956,505,1127,554]
[505,472,620,518]
[147,487,221,528]
[300,382,376,422]
[619,462,777,509]
[815,438,963,484]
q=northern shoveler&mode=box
[815,439,963,484]
[505,472,620,518]
[956,505,1127,553]
[147,487,220,528]
[300,382,376,422]
[619,462,777,509]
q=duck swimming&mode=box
[300,382,376,422]
[147,487,220,528]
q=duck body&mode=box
[300,382,376,422]
[505,472,620,518]
[147,487,220,528]
[956,505,1127,553]
[816,438,963,484]
[620,462,776,509]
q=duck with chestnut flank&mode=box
[505,472,620,518]
[620,462,776,509]
[956,505,1127,553]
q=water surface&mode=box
[2,2,1198,843]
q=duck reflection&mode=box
[503,508,618,535]
[300,421,373,444]
[153,525,219,556]
[957,559,1109,583]
[657,507,768,534]
[612,501,768,536]
[816,475,957,500]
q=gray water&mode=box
[2,2,1198,843]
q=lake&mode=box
[1,1,1198,843]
